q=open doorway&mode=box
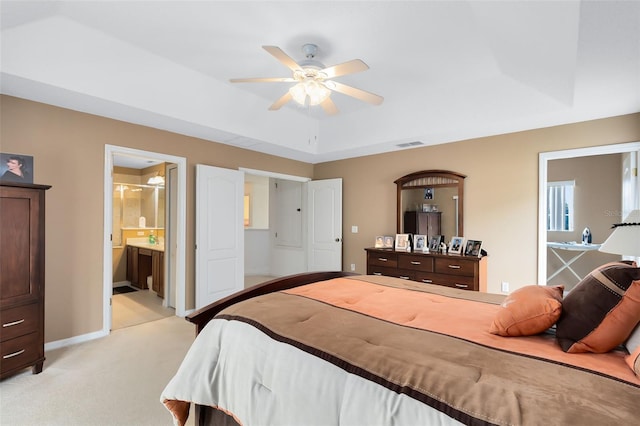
[103,145,187,334]
[538,142,640,287]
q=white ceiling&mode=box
[1,1,639,165]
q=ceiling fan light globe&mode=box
[289,81,331,107]
[306,80,331,106]
[289,82,309,106]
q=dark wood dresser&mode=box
[1,182,51,379]
[365,247,487,291]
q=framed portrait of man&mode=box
[0,153,34,184]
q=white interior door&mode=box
[307,178,343,271]
[196,164,244,310]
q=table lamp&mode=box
[598,210,640,257]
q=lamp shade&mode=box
[598,209,640,257]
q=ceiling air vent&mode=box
[396,141,425,148]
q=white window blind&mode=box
[547,180,574,231]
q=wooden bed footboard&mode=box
[186,271,356,335]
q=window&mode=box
[547,181,574,231]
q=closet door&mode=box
[195,165,244,310]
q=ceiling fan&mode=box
[230,44,383,115]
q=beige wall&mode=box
[314,114,640,294]
[0,95,313,343]
[2,94,639,344]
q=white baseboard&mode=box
[112,280,130,287]
[45,329,108,352]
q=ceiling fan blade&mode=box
[263,46,301,73]
[230,77,296,83]
[329,81,384,105]
[322,59,369,79]
[320,97,339,115]
[268,92,293,111]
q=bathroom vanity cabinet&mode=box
[126,244,164,298]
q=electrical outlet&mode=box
[501,282,510,293]
[350,263,356,271]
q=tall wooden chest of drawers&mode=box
[1,182,51,379]
[365,247,487,291]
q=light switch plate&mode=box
[351,225,358,233]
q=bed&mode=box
[161,269,640,426]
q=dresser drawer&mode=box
[398,254,433,272]
[434,257,477,277]
[368,266,400,277]
[367,251,398,268]
[394,269,417,281]
[0,332,41,375]
[0,303,39,342]
[415,272,477,290]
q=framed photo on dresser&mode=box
[448,236,464,255]
[414,234,427,251]
[429,235,443,251]
[464,240,483,257]
[395,234,410,251]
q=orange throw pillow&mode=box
[625,324,640,377]
[489,285,564,337]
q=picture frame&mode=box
[395,234,410,251]
[429,235,443,252]
[424,187,434,200]
[383,235,395,248]
[448,236,465,255]
[464,240,483,257]
[374,236,385,248]
[0,152,34,184]
[413,234,427,251]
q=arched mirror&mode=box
[396,170,465,242]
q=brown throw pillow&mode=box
[489,285,564,337]
[556,261,640,353]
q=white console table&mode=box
[547,241,602,283]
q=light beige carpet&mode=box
[0,316,196,426]
[112,288,175,330]
[244,275,276,288]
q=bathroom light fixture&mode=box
[147,174,165,185]
[599,210,640,257]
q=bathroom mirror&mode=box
[396,170,465,239]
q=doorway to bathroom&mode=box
[103,145,187,333]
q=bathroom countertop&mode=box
[126,238,164,252]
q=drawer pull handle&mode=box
[410,261,421,265]
[373,272,382,276]
[3,319,25,328]
[399,276,410,280]
[378,258,388,262]
[3,349,25,359]
[455,284,469,288]
[422,279,433,283]
[448,265,462,269]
